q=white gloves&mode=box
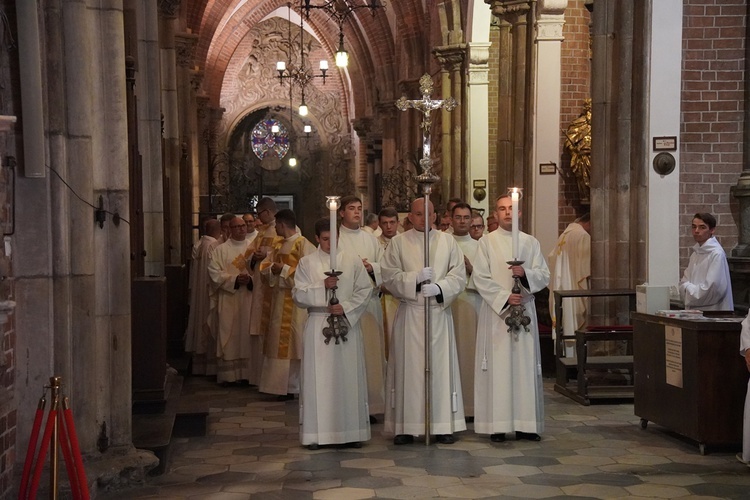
[417,267,434,283]
[422,283,440,297]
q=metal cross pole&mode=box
[395,73,457,445]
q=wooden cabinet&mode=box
[632,312,748,454]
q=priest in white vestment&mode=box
[246,198,280,385]
[548,214,591,350]
[739,313,750,467]
[472,195,550,442]
[377,207,401,357]
[244,213,259,245]
[294,218,373,449]
[259,209,316,397]
[207,217,255,384]
[450,202,480,418]
[337,196,387,417]
[186,219,222,375]
[381,198,467,445]
[679,212,734,311]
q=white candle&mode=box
[511,190,519,260]
[329,209,337,270]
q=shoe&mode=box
[516,431,541,441]
[393,434,414,445]
[369,415,378,424]
[348,441,363,448]
[465,416,474,423]
[277,394,294,401]
[307,443,319,450]
[490,433,506,442]
[736,452,750,467]
[436,434,456,444]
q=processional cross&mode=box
[395,74,457,445]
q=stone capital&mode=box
[432,44,467,73]
[538,0,568,16]
[485,0,531,22]
[467,42,491,66]
[158,0,181,18]
[175,32,199,69]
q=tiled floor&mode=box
[108,377,750,499]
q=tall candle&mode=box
[511,190,519,260]
[329,207,337,270]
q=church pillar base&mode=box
[727,256,750,313]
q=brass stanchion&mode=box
[49,376,62,500]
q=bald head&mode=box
[205,218,222,238]
[408,198,435,232]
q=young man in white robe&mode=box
[679,212,734,311]
[259,209,316,398]
[185,218,222,375]
[381,198,467,445]
[377,207,400,357]
[548,213,591,351]
[738,313,750,468]
[207,216,255,384]
[472,194,550,442]
[293,218,373,450]
[337,196,387,420]
[450,202,480,419]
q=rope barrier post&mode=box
[49,376,62,500]
[19,394,46,499]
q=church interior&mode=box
[0,0,749,497]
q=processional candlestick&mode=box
[322,196,349,345]
[395,73,457,445]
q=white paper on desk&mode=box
[665,326,683,388]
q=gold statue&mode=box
[564,99,592,203]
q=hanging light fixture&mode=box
[335,31,348,68]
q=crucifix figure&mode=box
[395,73,457,445]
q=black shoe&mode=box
[277,394,295,401]
[465,416,474,423]
[307,443,319,450]
[369,415,378,424]
[393,434,414,445]
[348,441,362,448]
[516,431,541,441]
[490,433,506,442]
[436,434,456,444]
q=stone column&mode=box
[196,95,210,214]
[532,0,566,255]
[465,41,491,214]
[433,45,466,201]
[159,1,182,265]
[138,0,166,277]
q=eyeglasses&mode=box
[230,224,247,229]
[470,224,485,229]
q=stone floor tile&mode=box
[213,427,263,436]
[575,447,628,457]
[460,474,523,487]
[538,464,601,476]
[557,455,614,466]
[341,457,395,469]
[203,455,258,466]
[219,415,264,423]
[370,465,428,478]
[625,483,691,498]
[373,484,438,499]
[503,455,561,467]
[687,482,750,498]
[312,487,375,499]
[560,483,629,498]
[222,481,283,494]
[402,474,462,488]
[550,413,599,422]
[282,479,342,492]
[519,473,583,487]
[171,463,228,477]
[468,447,525,459]
[498,483,564,498]
[341,475,403,489]
[483,463,542,477]
[437,483,509,498]
[228,461,285,473]
[185,492,250,500]
[636,473,705,486]
[614,454,673,466]
[576,472,643,487]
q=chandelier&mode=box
[300,0,386,69]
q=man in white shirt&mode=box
[738,313,750,468]
[679,212,734,311]
[244,213,258,245]
[363,213,382,237]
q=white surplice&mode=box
[679,236,734,311]
[451,233,480,417]
[207,238,254,383]
[548,222,591,344]
[472,228,550,435]
[378,234,398,359]
[741,314,750,463]
[185,235,220,375]
[338,225,387,414]
[293,248,373,446]
[258,233,316,395]
[381,229,467,436]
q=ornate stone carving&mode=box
[538,0,568,16]
[175,33,198,69]
[158,0,181,18]
[433,45,467,73]
[485,0,531,18]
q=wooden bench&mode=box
[553,289,636,405]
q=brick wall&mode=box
[680,0,746,270]
[558,0,591,234]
